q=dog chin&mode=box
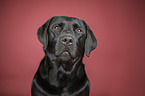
[57,51,71,61]
[61,51,71,60]
[55,51,78,71]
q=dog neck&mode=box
[38,53,85,87]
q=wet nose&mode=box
[61,36,73,46]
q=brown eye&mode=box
[76,28,82,33]
[54,26,61,31]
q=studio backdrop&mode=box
[0,0,145,96]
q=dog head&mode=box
[37,16,97,69]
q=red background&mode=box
[0,0,145,96]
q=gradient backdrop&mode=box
[0,0,145,96]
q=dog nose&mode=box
[61,36,73,45]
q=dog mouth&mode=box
[59,50,72,60]
[55,50,72,61]
[56,50,79,71]
[55,49,79,71]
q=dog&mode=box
[31,16,97,96]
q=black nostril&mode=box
[61,37,73,45]
[62,38,67,42]
[69,39,73,43]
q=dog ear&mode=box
[37,17,55,50]
[84,22,97,57]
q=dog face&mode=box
[49,17,87,61]
[37,16,97,70]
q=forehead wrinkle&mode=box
[64,20,83,28]
[72,21,83,27]
[51,17,84,30]
[59,17,82,25]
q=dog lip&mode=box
[61,50,71,55]
[55,50,71,57]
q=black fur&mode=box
[31,16,97,96]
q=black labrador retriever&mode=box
[31,16,97,96]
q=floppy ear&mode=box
[85,23,97,57]
[37,17,55,50]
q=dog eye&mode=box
[54,25,61,31]
[76,28,82,33]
